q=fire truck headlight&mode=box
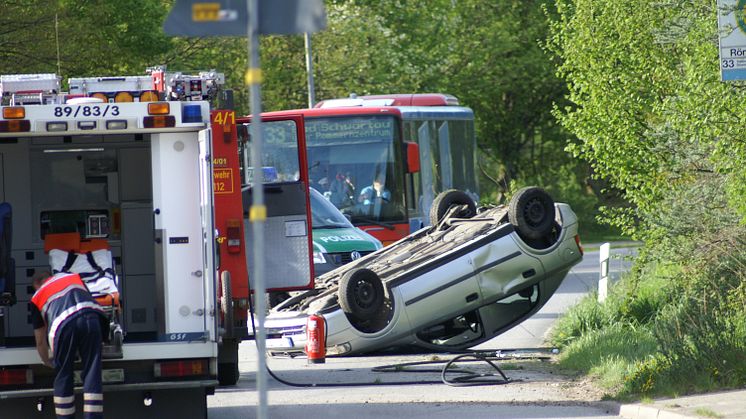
[46,121,68,132]
[106,120,127,130]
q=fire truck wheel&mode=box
[338,268,385,320]
[430,189,477,226]
[218,361,240,386]
[508,187,555,241]
[221,271,234,337]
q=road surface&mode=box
[207,246,636,418]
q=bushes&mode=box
[552,228,746,397]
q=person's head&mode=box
[373,177,384,191]
[32,270,52,291]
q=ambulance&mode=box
[0,72,261,417]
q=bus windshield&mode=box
[305,115,406,225]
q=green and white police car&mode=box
[310,187,382,277]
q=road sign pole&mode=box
[305,33,316,108]
[247,0,268,418]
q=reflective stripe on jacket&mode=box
[30,273,105,352]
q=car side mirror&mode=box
[237,123,249,144]
[405,142,420,174]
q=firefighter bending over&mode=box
[30,271,107,419]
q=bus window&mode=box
[304,115,406,225]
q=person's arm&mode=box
[34,326,53,368]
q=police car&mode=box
[264,187,583,355]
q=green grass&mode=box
[552,230,746,399]
[694,407,723,418]
[557,323,658,392]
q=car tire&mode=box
[508,187,555,240]
[338,268,385,320]
[430,189,477,226]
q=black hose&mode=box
[249,300,536,388]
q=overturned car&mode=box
[264,187,583,355]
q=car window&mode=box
[415,285,540,348]
[309,187,354,229]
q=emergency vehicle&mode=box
[0,71,288,417]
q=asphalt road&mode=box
[207,246,636,419]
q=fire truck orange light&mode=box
[114,92,134,102]
[140,90,159,102]
[147,102,170,115]
[143,115,175,128]
[2,107,25,119]
[91,93,108,103]
[0,120,30,132]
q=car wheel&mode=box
[338,268,385,320]
[430,189,477,226]
[508,187,555,240]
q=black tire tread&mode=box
[430,189,477,226]
[338,268,385,320]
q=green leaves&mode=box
[549,0,746,237]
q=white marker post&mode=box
[598,242,610,303]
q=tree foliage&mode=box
[548,0,746,239]
[0,0,602,224]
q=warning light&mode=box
[148,102,170,115]
[2,107,25,119]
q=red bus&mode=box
[238,94,479,245]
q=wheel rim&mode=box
[353,279,377,309]
[523,197,546,227]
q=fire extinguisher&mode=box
[305,313,326,364]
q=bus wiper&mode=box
[355,217,396,230]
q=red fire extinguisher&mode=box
[305,313,326,364]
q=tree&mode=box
[547,0,746,238]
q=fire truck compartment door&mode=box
[240,116,313,291]
[151,132,209,337]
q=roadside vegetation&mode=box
[548,0,746,399]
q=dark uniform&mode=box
[30,272,106,419]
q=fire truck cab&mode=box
[0,73,223,417]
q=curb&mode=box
[619,404,695,419]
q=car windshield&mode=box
[305,115,406,224]
[309,187,354,229]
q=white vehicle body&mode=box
[0,78,219,416]
[265,199,583,355]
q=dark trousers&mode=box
[53,311,103,419]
